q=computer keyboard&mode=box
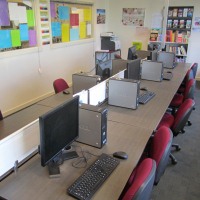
[139,91,156,104]
[67,153,120,200]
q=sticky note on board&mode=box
[51,22,61,37]
[11,29,21,47]
[84,8,91,21]
[58,6,69,20]
[0,30,12,48]
[26,9,35,27]
[19,24,29,41]
[70,28,79,41]
[80,22,86,39]
[62,23,70,42]
[29,30,37,46]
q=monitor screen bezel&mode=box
[39,96,79,167]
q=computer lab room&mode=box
[0,0,200,200]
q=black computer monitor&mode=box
[124,58,141,80]
[127,46,138,60]
[39,96,79,177]
[148,49,158,61]
[96,59,112,80]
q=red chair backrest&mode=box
[53,78,69,94]
[121,158,156,200]
[172,98,195,136]
[184,79,195,100]
[191,63,198,79]
[150,126,173,184]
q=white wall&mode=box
[106,0,200,78]
[0,0,108,116]
[106,0,167,59]
[1,0,199,116]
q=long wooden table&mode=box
[0,63,191,200]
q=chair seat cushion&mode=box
[170,93,184,107]
[157,112,174,129]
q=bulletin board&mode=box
[50,1,93,44]
[0,0,37,52]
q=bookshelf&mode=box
[166,6,194,62]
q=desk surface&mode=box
[108,62,191,130]
[0,62,191,200]
[0,104,52,141]
[0,121,151,200]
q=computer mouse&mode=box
[140,87,148,91]
[166,71,172,74]
[63,90,70,95]
[113,151,128,160]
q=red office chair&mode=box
[157,98,195,164]
[178,67,194,94]
[148,126,173,185]
[119,158,156,200]
[190,62,198,79]
[0,110,3,120]
[170,78,195,115]
[53,78,69,94]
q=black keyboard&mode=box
[67,153,120,200]
[139,91,156,104]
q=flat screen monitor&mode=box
[157,51,175,68]
[39,96,79,177]
[96,59,112,80]
[148,49,158,61]
[127,46,137,60]
[125,58,141,80]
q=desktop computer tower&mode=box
[77,104,107,148]
[108,78,140,109]
[72,73,101,94]
[141,60,163,82]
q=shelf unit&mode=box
[165,6,194,62]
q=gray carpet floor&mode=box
[151,81,200,200]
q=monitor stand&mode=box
[48,161,61,178]
[62,146,79,161]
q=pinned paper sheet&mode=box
[84,8,92,21]
[70,28,79,41]
[0,30,12,48]
[0,0,10,26]
[62,23,70,42]
[70,13,79,26]
[11,30,21,47]
[50,2,56,18]
[29,30,37,46]
[51,22,61,37]
[26,9,35,27]
[19,24,29,41]
[87,23,92,36]
[80,22,86,39]
[58,6,69,20]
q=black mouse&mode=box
[166,71,172,74]
[113,151,128,160]
[140,87,148,91]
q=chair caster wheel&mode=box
[175,146,181,151]
[172,159,177,165]
[187,121,192,126]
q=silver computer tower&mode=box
[108,78,140,109]
[77,104,107,148]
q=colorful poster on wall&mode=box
[97,9,105,24]
[122,8,145,26]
